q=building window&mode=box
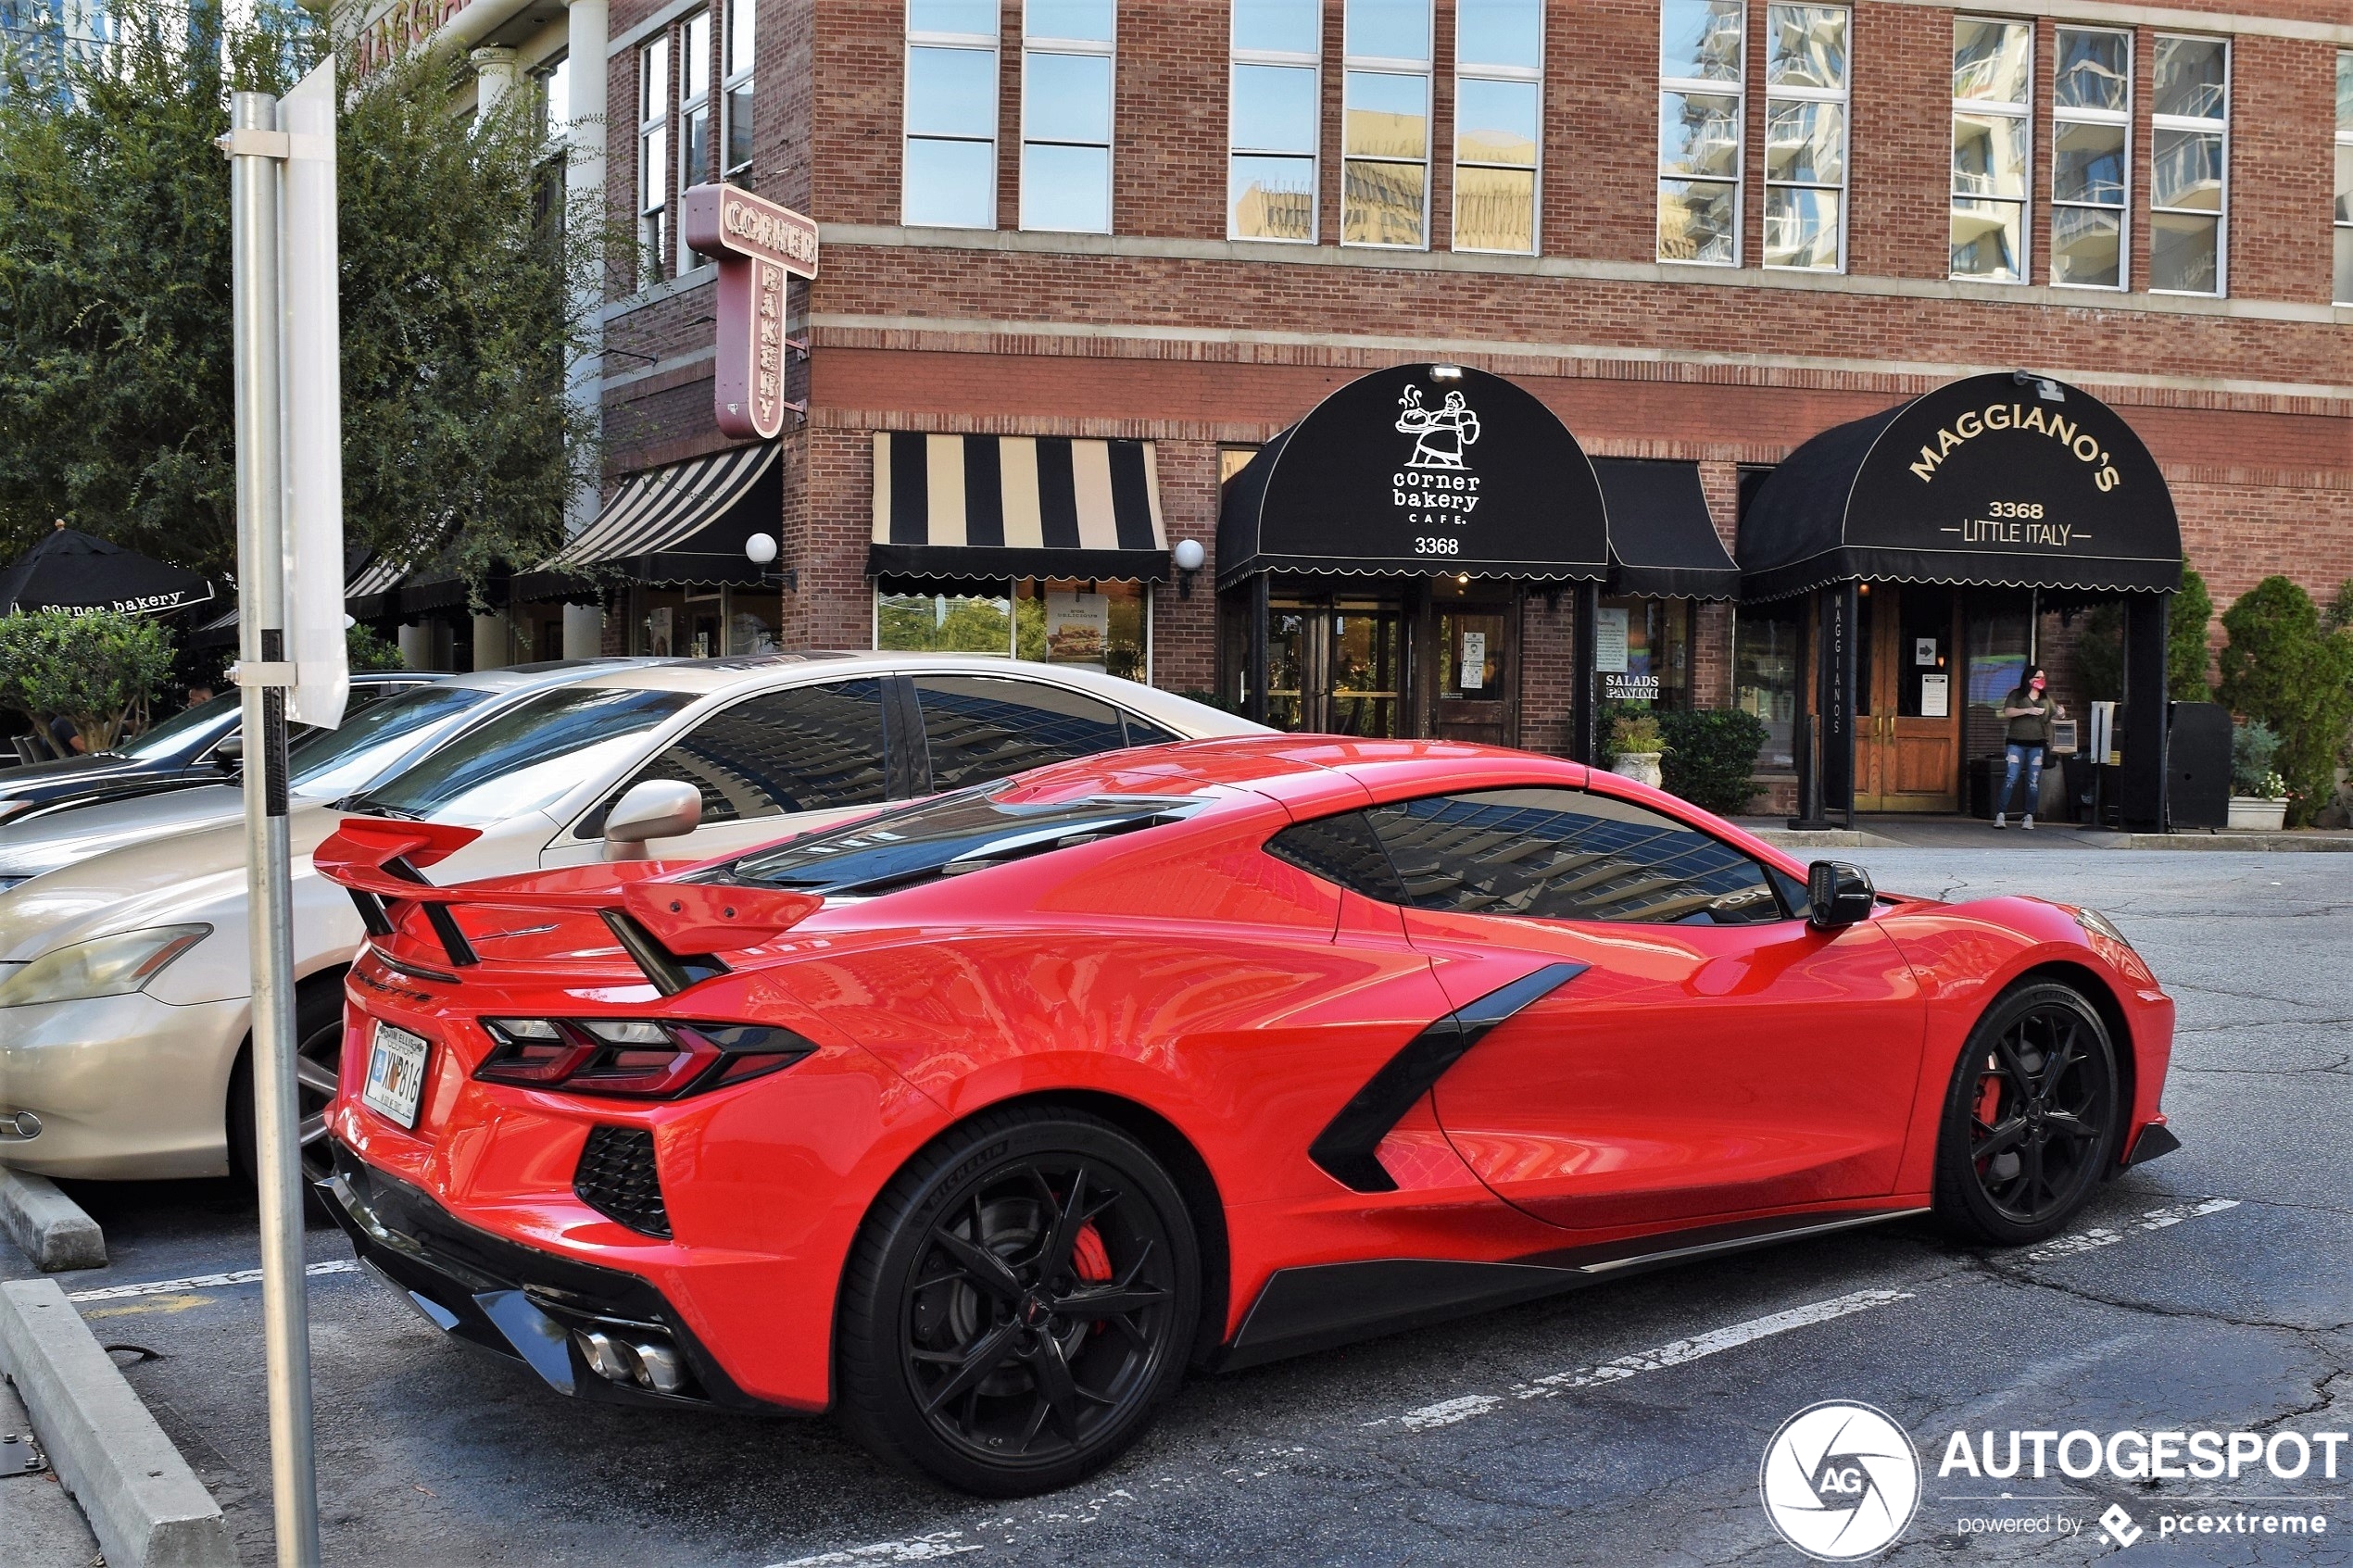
[1021,0,1115,233]
[1762,4,1846,270]
[1341,0,1431,247]
[2336,53,2353,306]
[724,0,754,177]
[638,34,670,281]
[1452,0,1541,254]
[1596,597,1693,709]
[875,578,1151,681]
[1734,600,1802,772]
[1228,0,1321,242]
[534,52,572,233]
[1657,0,1744,265]
[2150,34,2227,295]
[677,8,712,272]
[1950,17,2030,282]
[2050,26,2129,289]
[903,0,1000,229]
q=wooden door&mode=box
[1856,585,1961,811]
[1433,601,1512,744]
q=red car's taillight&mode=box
[476,1019,816,1099]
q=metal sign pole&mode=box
[227,86,323,1568]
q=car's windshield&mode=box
[285,686,490,799]
[115,692,239,759]
[726,787,1200,896]
[347,686,695,826]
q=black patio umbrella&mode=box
[0,521,218,617]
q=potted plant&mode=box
[1610,711,1667,788]
[2228,720,2290,831]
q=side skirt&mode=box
[1215,1206,1927,1371]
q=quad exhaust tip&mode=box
[574,1327,686,1395]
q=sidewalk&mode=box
[2,1369,102,1567]
[1736,813,2353,852]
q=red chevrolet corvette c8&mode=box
[316,736,2176,1495]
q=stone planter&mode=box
[1613,752,1664,789]
[2226,797,2288,831]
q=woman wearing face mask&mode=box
[1994,666,2064,830]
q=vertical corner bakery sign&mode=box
[1843,372,2181,589]
[683,185,819,441]
[1246,365,1609,580]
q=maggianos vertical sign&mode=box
[683,185,819,441]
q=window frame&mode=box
[723,0,755,179]
[1227,0,1324,245]
[1948,14,2032,284]
[1340,0,1435,251]
[638,33,672,284]
[2147,31,2229,298]
[1451,0,1544,256]
[1761,2,1850,273]
[2336,51,2353,307]
[902,0,1002,230]
[1657,0,1747,268]
[1020,0,1117,234]
[2049,23,2132,293]
[676,8,714,277]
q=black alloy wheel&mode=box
[231,978,346,1192]
[837,1110,1201,1496]
[1933,981,2120,1245]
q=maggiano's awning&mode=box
[869,433,1169,582]
[1217,364,1608,589]
[1592,459,1739,600]
[1738,371,2182,601]
[513,443,781,601]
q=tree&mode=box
[2170,563,2216,701]
[0,608,176,755]
[2216,576,2353,827]
[0,4,605,601]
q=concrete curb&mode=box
[0,1167,107,1272]
[0,1277,237,1568]
[1749,830,1906,850]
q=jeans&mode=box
[2000,743,2045,816]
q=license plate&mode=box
[360,1022,431,1130]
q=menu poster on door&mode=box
[1459,630,1487,691]
[1044,591,1111,670]
[1594,607,1629,673]
[1921,672,1950,718]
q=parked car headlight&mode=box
[2073,908,2135,950]
[0,925,211,1008]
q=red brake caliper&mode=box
[1071,1220,1114,1336]
[1972,1057,2006,1167]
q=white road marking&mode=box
[65,1259,360,1303]
[1398,1393,1504,1430]
[777,1533,984,1566]
[2025,1197,2239,1262]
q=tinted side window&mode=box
[587,679,888,834]
[915,676,1130,792]
[1265,812,1407,903]
[1364,788,1788,926]
[1122,713,1183,747]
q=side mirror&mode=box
[1806,860,1876,928]
[211,733,244,771]
[601,779,702,861]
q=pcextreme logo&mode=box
[1759,1401,1922,1561]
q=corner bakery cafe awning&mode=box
[1215,364,1738,598]
[870,433,1170,581]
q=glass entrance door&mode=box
[1435,604,1510,743]
[1265,596,1403,736]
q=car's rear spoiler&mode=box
[314,818,823,997]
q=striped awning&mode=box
[869,433,1169,583]
[513,444,781,601]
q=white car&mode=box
[0,654,1263,1182]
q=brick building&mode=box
[349,0,2353,821]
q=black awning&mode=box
[513,444,781,603]
[0,524,216,617]
[867,433,1169,582]
[1738,372,2183,601]
[1593,459,1739,600]
[1217,364,1608,589]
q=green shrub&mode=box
[2230,721,2284,797]
[347,623,407,672]
[1658,708,1770,816]
[2171,564,2216,701]
[0,608,176,755]
[1611,711,1665,754]
[2217,576,2353,826]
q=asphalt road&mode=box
[10,847,2348,1566]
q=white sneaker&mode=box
[2022,815,2035,831]
[1994,812,2007,829]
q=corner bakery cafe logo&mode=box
[1761,1403,2345,1560]
[1392,385,1484,535]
